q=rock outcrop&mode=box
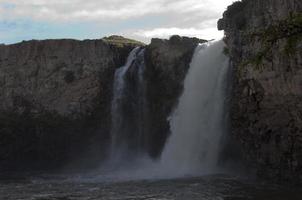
[219,0,302,181]
[144,36,205,157]
[111,35,204,158]
[0,35,202,170]
[0,36,142,170]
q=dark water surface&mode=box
[0,174,301,200]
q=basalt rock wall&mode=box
[219,0,302,181]
[0,38,138,170]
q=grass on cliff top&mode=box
[102,35,145,47]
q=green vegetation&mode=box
[102,35,145,47]
[239,44,270,74]
[251,13,302,55]
[284,35,301,56]
[283,13,302,56]
[240,13,302,72]
[223,47,230,56]
[239,51,265,75]
[262,13,301,42]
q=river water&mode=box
[1,173,301,200]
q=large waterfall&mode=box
[104,40,229,180]
[160,40,229,175]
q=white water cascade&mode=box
[97,41,230,181]
[160,40,229,176]
[110,47,147,162]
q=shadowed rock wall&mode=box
[0,38,139,170]
[219,0,302,181]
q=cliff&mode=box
[0,35,201,170]
[0,37,142,169]
[144,36,206,157]
[219,0,302,181]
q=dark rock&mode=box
[144,36,204,157]
[0,37,142,170]
[0,35,201,170]
[217,19,225,31]
[219,0,302,182]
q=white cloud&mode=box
[0,0,233,22]
[0,0,234,43]
[130,27,223,43]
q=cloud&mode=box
[133,27,223,41]
[0,0,232,22]
[0,0,234,43]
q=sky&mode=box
[0,0,234,44]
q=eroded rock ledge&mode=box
[219,0,302,182]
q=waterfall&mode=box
[160,40,229,175]
[110,47,147,162]
[95,40,230,181]
[136,49,147,152]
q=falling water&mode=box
[136,49,147,152]
[104,41,230,180]
[160,40,229,175]
[110,47,147,162]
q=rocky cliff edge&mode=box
[219,0,302,182]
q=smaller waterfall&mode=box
[135,49,147,152]
[160,40,229,175]
[110,47,147,162]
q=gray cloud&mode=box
[0,0,233,43]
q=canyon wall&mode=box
[218,0,302,181]
[0,37,141,169]
[0,35,201,170]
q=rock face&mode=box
[144,36,205,157]
[0,37,141,170]
[0,35,201,170]
[115,36,204,158]
[219,0,302,181]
